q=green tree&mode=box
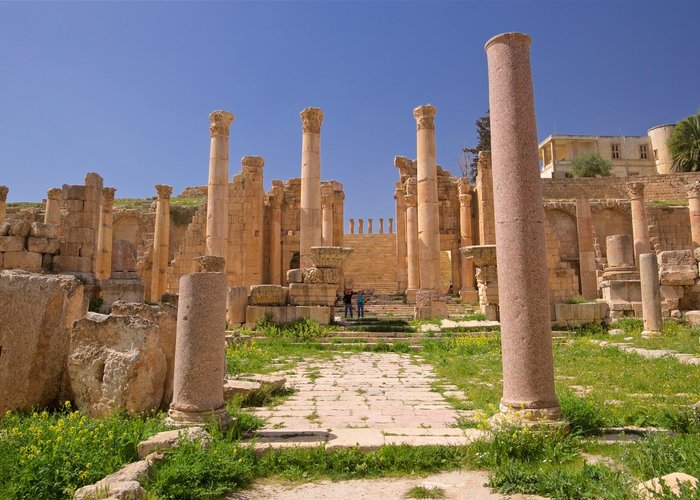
[669,112,700,173]
[461,111,490,182]
[570,152,612,177]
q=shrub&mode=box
[570,152,612,178]
[559,394,607,435]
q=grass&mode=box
[405,485,446,498]
[610,318,700,355]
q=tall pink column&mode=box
[486,32,559,421]
[95,187,116,281]
[413,105,441,292]
[395,186,408,294]
[576,197,598,299]
[150,185,172,302]
[0,185,8,223]
[299,107,324,269]
[686,181,700,249]
[269,185,283,285]
[626,181,651,266]
[206,110,234,263]
[405,178,420,301]
[44,188,62,225]
[458,179,477,302]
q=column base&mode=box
[165,404,232,430]
[480,303,499,321]
[459,289,479,303]
[641,330,662,339]
[489,399,562,429]
[405,288,418,304]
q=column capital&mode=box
[155,184,173,199]
[687,180,700,199]
[270,185,284,208]
[300,107,324,134]
[242,155,264,169]
[0,185,8,202]
[394,187,405,201]
[625,181,645,200]
[457,177,472,196]
[484,32,531,52]
[47,187,62,199]
[404,194,417,208]
[209,110,235,137]
[459,193,473,207]
[101,187,116,203]
[405,177,417,196]
[413,104,436,131]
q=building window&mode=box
[654,149,659,160]
[640,144,648,160]
[611,143,620,160]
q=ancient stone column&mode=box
[458,180,478,302]
[299,107,324,269]
[486,32,559,421]
[394,186,408,294]
[379,218,384,234]
[269,185,283,285]
[167,256,230,428]
[640,253,662,336]
[358,219,364,234]
[413,104,440,292]
[321,185,334,246]
[0,185,8,222]
[686,181,700,249]
[349,218,355,234]
[368,218,373,234]
[95,187,116,281]
[405,178,420,301]
[150,184,172,302]
[44,188,62,225]
[388,218,394,234]
[476,151,496,245]
[606,234,636,269]
[576,198,598,299]
[206,110,234,263]
[626,181,651,265]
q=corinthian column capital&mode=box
[413,104,436,131]
[300,107,324,134]
[209,110,235,137]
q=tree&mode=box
[570,152,612,178]
[669,112,700,173]
[461,111,490,182]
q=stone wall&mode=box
[0,221,59,272]
[542,172,700,201]
[343,234,397,294]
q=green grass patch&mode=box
[405,485,446,498]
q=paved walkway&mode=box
[594,340,700,365]
[248,352,484,451]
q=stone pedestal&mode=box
[166,256,230,429]
[299,107,324,269]
[205,110,234,263]
[269,185,283,285]
[394,185,408,294]
[640,253,662,336]
[414,104,441,292]
[404,178,419,303]
[460,245,498,320]
[150,185,172,303]
[95,187,116,281]
[0,186,8,223]
[44,188,62,226]
[576,198,598,299]
[486,32,559,422]
[458,179,478,302]
[227,286,248,326]
[626,182,651,266]
[687,181,700,249]
[602,234,641,319]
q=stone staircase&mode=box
[343,234,397,295]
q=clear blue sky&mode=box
[1,1,698,224]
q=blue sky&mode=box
[1,1,698,224]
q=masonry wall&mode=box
[343,234,397,294]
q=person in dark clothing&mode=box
[343,289,353,318]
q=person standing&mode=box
[357,289,365,318]
[343,289,354,318]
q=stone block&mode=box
[295,305,333,324]
[3,251,43,270]
[53,255,93,273]
[64,226,95,244]
[579,303,596,323]
[42,254,52,269]
[27,237,50,253]
[554,303,572,321]
[227,287,248,325]
[60,241,81,256]
[64,199,84,211]
[302,267,323,283]
[684,310,700,326]
[136,427,210,459]
[288,283,337,306]
[0,235,25,252]
[636,472,698,499]
[63,184,86,200]
[224,380,261,401]
[658,250,696,267]
[8,221,31,237]
[659,267,697,286]
[64,211,88,227]
[46,239,60,254]
[695,247,700,263]
[320,267,341,284]
[249,284,288,306]
[660,285,684,300]
[75,481,145,500]
[79,244,94,258]
[0,271,84,414]
[68,312,166,417]
[0,222,9,236]
[286,268,303,283]
[246,305,297,326]
[30,222,58,239]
